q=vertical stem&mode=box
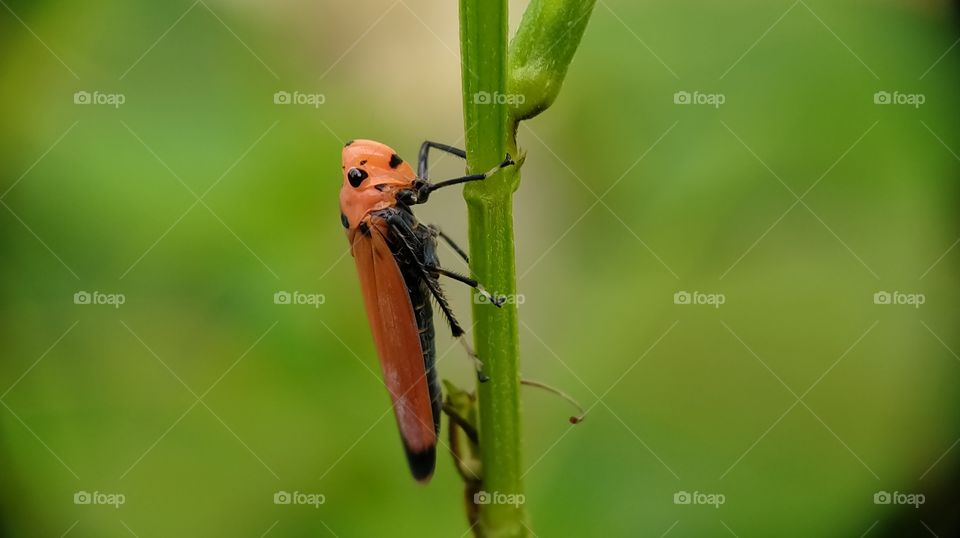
[458,0,527,537]
[466,195,525,538]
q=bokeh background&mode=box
[1,0,958,536]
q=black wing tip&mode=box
[403,443,436,483]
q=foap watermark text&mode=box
[74,490,125,508]
[274,291,325,308]
[74,291,125,308]
[274,90,325,108]
[873,291,924,308]
[474,490,525,507]
[674,91,725,108]
[475,293,525,306]
[674,290,725,308]
[873,91,924,108]
[874,490,924,508]
[674,490,725,508]
[274,490,325,508]
[74,91,125,108]
[473,91,525,105]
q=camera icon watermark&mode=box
[274,290,325,308]
[874,490,924,508]
[673,90,725,108]
[473,490,525,507]
[273,490,325,508]
[673,490,725,508]
[873,90,925,108]
[73,90,126,108]
[273,90,326,108]
[473,91,526,106]
[73,291,126,308]
[872,290,924,308]
[74,490,125,508]
[673,290,725,308]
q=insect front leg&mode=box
[413,141,515,204]
[418,140,467,180]
[420,271,490,383]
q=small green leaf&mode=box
[508,0,597,123]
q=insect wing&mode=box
[351,217,437,481]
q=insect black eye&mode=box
[340,212,349,229]
[348,167,368,188]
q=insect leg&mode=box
[418,274,488,382]
[425,226,506,306]
[420,154,515,196]
[427,224,469,264]
[418,141,466,179]
[427,266,504,308]
[387,216,489,382]
[413,154,515,204]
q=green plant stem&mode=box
[459,1,526,537]
[465,197,523,538]
[457,0,594,536]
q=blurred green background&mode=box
[1,0,958,536]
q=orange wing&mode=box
[351,216,436,482]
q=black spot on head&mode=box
[348,167,368,187]
[359,159,368,165]
[344,139,355,147]
[389,153,403,169]
[340,212,349,229]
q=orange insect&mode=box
[339,139,513,482]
